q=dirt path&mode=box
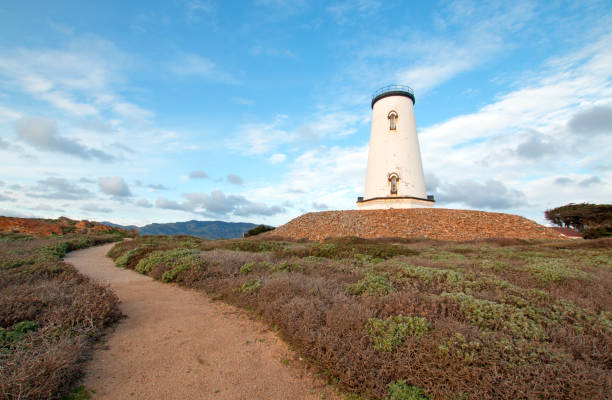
[65,243,337,400]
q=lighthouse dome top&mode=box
[371,85,415,108]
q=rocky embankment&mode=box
[265,209,564,241]
[0,216,133,237]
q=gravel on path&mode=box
[65,243,336,400]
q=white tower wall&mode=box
[358,86,434,210]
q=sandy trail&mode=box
[65,243,336,400]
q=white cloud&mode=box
[269,153,286,163]
[156,190,284,217]
[433,178,527,210]
[0,38,153,122]
[227,110,366,155]
[168,53,239,85]
[327,0,381,25]
[0,105,22,122]
[136,198,153,208]
[81,204,112,213]
[31,177,92,200]
[226,115,290,155]
[16,116,115,161]
[232,97,254,105]
[98,177,132,197]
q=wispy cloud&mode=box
[0,37,153,122]
[226,110,367,155]
[31,177,93,200]
[168,53,240,85]
[156,190,284,217]
[327,0,381,25]
[16,117,116,161]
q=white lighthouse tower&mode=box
[357,85,434,209]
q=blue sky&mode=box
[0,0,611,226]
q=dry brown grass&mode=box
[0,233,123,400]
[108,235,612,399]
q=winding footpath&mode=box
[65,243,336,400]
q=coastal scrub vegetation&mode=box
[107,235,612,399]
[0,231,127,400]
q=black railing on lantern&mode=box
[371,85,415,108]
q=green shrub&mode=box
[354,253,384,264]
[240,261,274,275]
[62,386,92,400]
[387,380,430,400]
[441,292,545,339]
[524,257,587,284]
[424,250,466,262]
[135,248,203,279]
[398,264,465,285]
[1,321,38,346]
[0,232,34,241]
[114,248,138,269]
[478,259,512,271]
[346,272,395,296]
[307,241,418,260]
[269,260,303,273]
[241,279,262,293]
[240,261,256,275]
[437,332,481,363]
[162,264,193,283]
[366,315,431,351]
[40,242,69,259]
[244,224,275,237]
[224,240,283,252]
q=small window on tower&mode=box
[390,176,398,194]
[388,111,398,130]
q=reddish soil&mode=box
[64,244,338,400]
[264,208,564,242]
[0,216,130,237]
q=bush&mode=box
[0,321,38,345]
[0,233,122,399]
[545,203,612,238]
[346,272,395,296]
[244,224,275,237]
[441,292,545,339]
[524,257,587,284]
[223,240,283,253]
[135,249,203,282]
[387,380,430,400]
[241,279,262,293]
[240,260,276,275]
[437,332,481,363]
[367,315,431,352]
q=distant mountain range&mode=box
[100,220,261,239]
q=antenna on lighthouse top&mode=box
[371,85,415,108]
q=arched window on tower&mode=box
[388,111,398,130]
[388,173,399,195]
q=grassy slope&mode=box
[108,236,612,399]
[0,232,127,400]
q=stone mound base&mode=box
[264,209,564,242]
